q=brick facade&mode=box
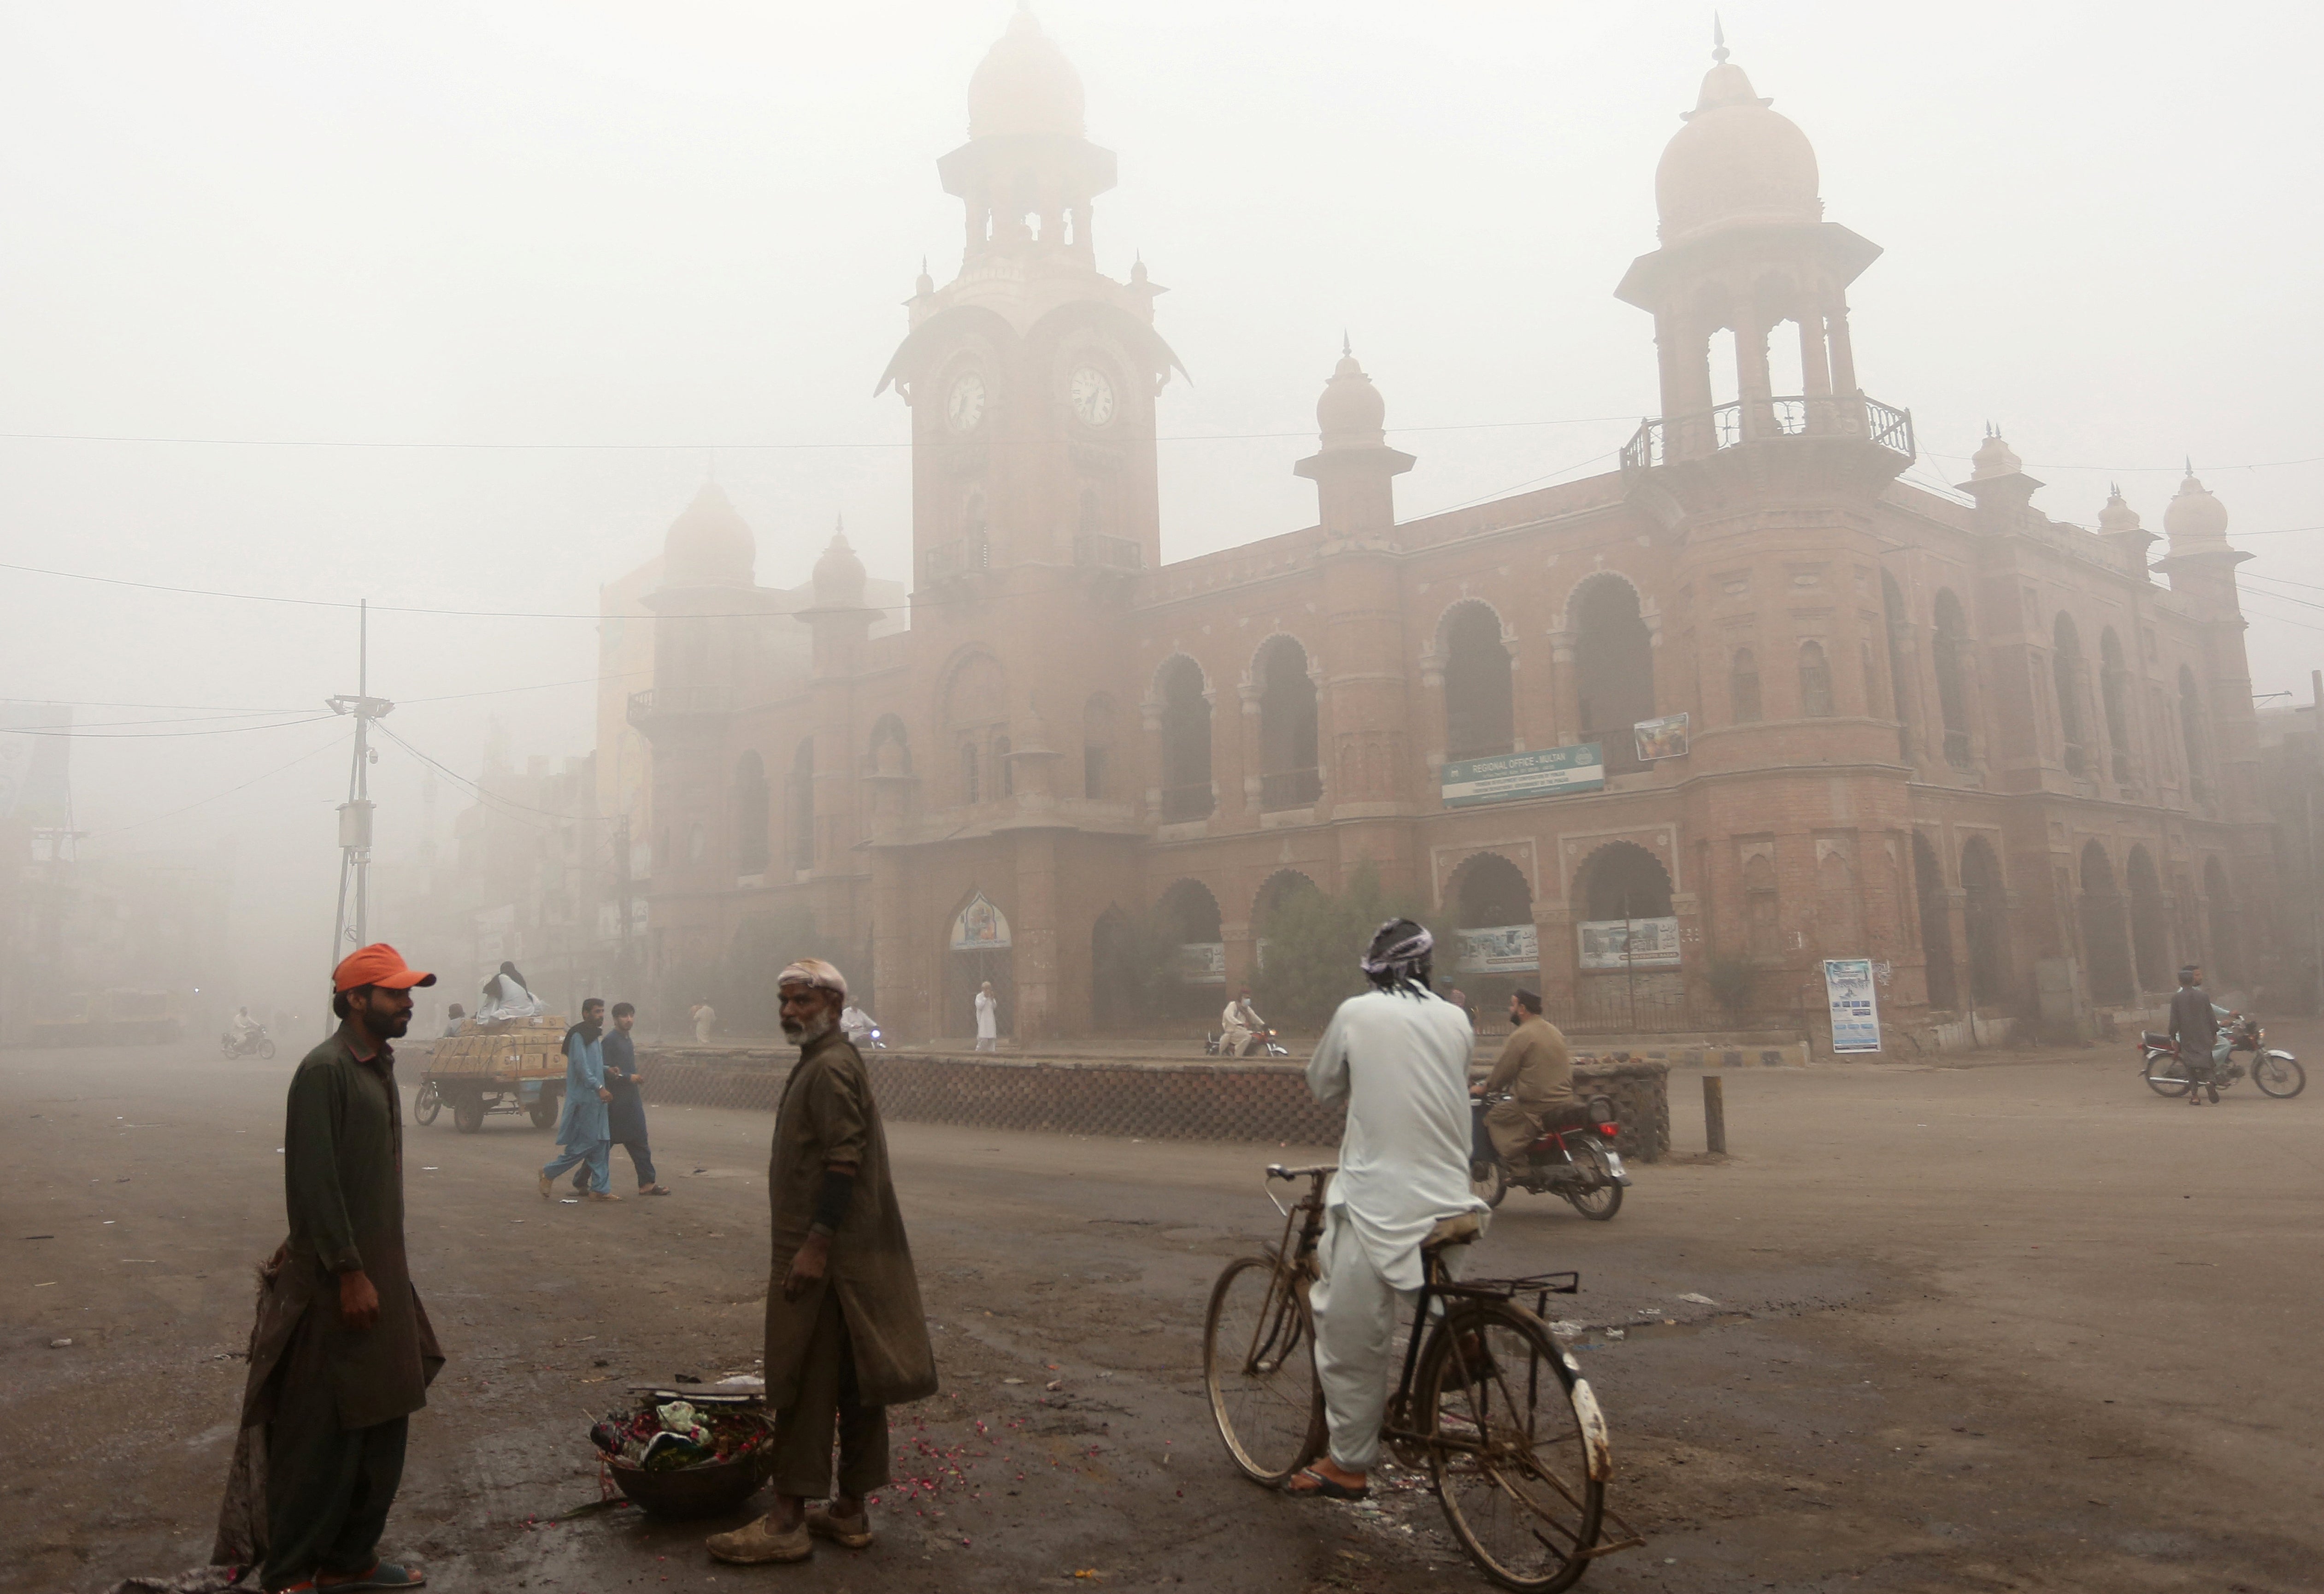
[622,19,2272,1046]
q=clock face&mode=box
[946,372,987,433]
[1070,364,1116,427]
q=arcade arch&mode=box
[1439,601,1514,760]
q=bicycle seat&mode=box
[1424,1213,1483,1252]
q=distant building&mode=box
[622,17,2272,1043]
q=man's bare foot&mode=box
[1282,1456,1369,1499]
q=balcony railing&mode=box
[1259,767,1322,811]
[921,536,990,583]
[1159,782,1214,823]
[1074,533,1143,571]
[1619,393,1915,473]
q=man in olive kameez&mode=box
[239,944,444,1593]
[707,958,937,1565]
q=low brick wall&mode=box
[634,1047,1671,1163]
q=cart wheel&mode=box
[529,1092,560,1130]
[453,1093,485,1134]
[414,1080,442,1125]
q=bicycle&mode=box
[1202,1163,1639,1591]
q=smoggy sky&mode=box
[0,2,2316,989]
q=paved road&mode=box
[5,1036,2318,1593]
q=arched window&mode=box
[1730,648,1762,724]
[1576,841,1675,921]
[2099,629,2132,784]
[1157,656,1213,821]
[1912,832,1956,1009]
[866,713,911,776]
[1798,640,1834,717]
[2179,665,2211,805]
[1933,589,1971,767]
[960,742,980,804]
[1253,869,1322,938]
[1082,694,1115,799]
[1157,878,1225,988]
[2079,840,2133,1004]
[786,740,813,870]
[994,734,1014,797]
[733,750,770,875]
[1440,602,1513,760]
[1882,569,1913,758]
[2053,614,2086,775]
[1453,853,1533,928]
[1255,635,1320,810]
[1960,835,2009,1004]
[2126,844,2168,992]
[1571,576,1655,774]
[1860,640,1885,720]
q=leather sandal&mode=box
[806,1505,873,1547]
[1283,1467,1369,1500]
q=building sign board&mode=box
[950,893,1012,951]
[1178,941,1227,985]
[1577,916,1682,970]
[1823,957,1883,1053]
[1440,744,1605,808]
[1456,924,1540,974]
[1633,712,1689,762]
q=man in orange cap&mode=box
[229,944,445,1594]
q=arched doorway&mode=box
[1573,842,1677,1022]
[1254,636,1320,810]
[1156,656,1212,821]
[2079,841,2134,1005]
[1157,878,1225,1016]
[1912,832,1957,1010]
[943,891,1013,1043]
[1570,575,1654,775]
[2125,845,2169,994]
[1448,853,1536,982]
[1960,836,2009,1006]
[1441,602,1514,759]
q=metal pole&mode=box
[1702,1074,1727,1155]
[1623,886,1636,1029]
[2310,670,2322,1013]
[353,599,371,949]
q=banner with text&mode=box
[1440,744,1605,808]
[1576,917,1682,970]
[1822,958,1883,1053]
[1456,924,1541,974]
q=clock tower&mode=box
[877,8,1180,584]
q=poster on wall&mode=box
[1633,712,1690,762]
[1576,917,1682,969]
[1823,958,1883,1053]
[950,893,1012,951]
[1178,941,1227,985]
[1440,744,1605,808]
[1456,924,1540,974]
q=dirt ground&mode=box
[5,1031,2320,1594]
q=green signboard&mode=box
[1439,743,1606,808]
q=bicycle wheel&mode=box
[1203,1255,1323,1485]
[2253,1051,2307,1098]
[2143,1051,2191,1098]
[1418,1299,1606,1593]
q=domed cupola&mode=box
[2164,462,2231,550]
[1315,337,1388,449]
[661,481,756,589]
[967,7,1086,140]
[1653,28,1823,244]
[812,518,869,608]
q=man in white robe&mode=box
[1287,920,1486,1500]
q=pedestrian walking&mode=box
[706,958,937,1565]
[538,999,615,1200]
[691,1001,718,1044]
[572,1002,669,1196]
[973,980,998,1051]
[227,943,444,1592]
[1287,919,1486,1502]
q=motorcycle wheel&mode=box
[2253,1052,2307,1098]
[2142,1052,2192,1098]
[1468,1158,1507,1210]
[413,1081,441,1126]
[1564,1142,1623,1222]
[257,1038,276,1060]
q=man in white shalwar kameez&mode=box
[1286,919,1487,1500]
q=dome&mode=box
[2164,466,2230,545]
[967,10,1085,140]
[2097,485,2142,534]
[1968,428,2023,481]
[1316,347,1387,446]
[812,522,868,606]
[1654,51,1822,243]
[661,482,756,588]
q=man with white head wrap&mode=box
[1285,919,1487,1501]
[707,959,937,1565]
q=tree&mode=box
[1252,862,1452,1030]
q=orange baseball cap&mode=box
[333,943,438,992]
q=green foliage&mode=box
[710,902,824,1036]
[1252,862,1453,1031]
[1090,905,1199,1030]
[1704,952,1755,1017]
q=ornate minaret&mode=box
[2154,465,2260,817]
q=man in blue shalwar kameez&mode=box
[537,998,616,1201]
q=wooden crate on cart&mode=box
[416,1014,571,1134]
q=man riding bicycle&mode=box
[1285,919,1487,1501]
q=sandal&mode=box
[1282,1467,1369,1501]
[322,1562,426,1590]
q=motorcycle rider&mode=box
[2168,964,2222,1106]
[840,1001,879,1048]
[1221,987,1267,1057]
[1470,989,1577,1163]
[228,1006,261,1049]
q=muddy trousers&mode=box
[771,1293,888,1501]
[1310,1212,1462,1474]
[259,1412,407,1591]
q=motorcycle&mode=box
[849,1023,889,1050]
[1469,1092,1631,1220]
[2139,1014,2305,1099]
[220,1026,277,1060]
[1205,1026,1289,1058]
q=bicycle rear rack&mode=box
[1439,1270,1580,1319]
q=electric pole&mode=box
[327,598,394,991]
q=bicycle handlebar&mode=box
[1265,1163,1336,1181]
